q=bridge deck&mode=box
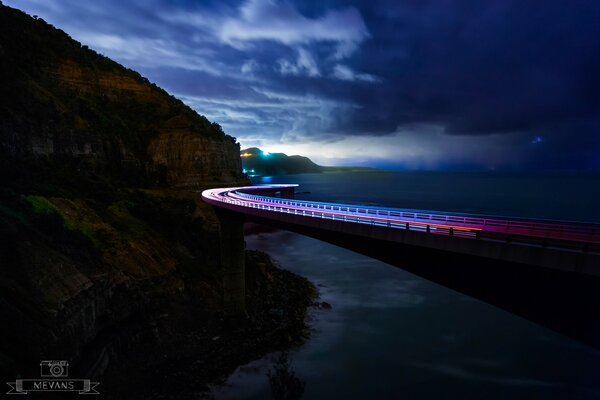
[202,185,600,254]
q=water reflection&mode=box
[211,228,600,400]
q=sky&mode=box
[6,0,600,169]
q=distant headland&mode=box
[241,147,382,176]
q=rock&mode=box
[0,2,248,381]
[0,6,319,399]
[148,130,243,189]
[0,4,247,189]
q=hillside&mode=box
[241,147,381,176]
[241,147,321,175]
[0,3,315,398]
[0,2,244,189]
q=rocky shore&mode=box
[101,250,317,399]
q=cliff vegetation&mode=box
[0,3,315,398]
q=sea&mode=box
[212,170,600,400]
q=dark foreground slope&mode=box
[0,3,315,397]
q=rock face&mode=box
[148,128,243,189]
[0,2,258,387]
[0,4,245,188]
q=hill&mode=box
[241,147,321,175]
[0,5,247,189]
[0,3,314,397]
[241,147,381,176]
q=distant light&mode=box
[241,152,253,157]
[531,136,543,144]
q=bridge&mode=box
[202,184,600,347]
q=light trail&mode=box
[202,185,600,247]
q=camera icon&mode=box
[40,360,69,378]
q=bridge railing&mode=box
[229,191,600,248]
[209,191,600,253]
[232,191,599,238]
[216,193,474,234]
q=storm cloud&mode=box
[6,0,599,168]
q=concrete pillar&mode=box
[215,208,246,316]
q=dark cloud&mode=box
[5,0,599,168]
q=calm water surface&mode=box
[212,171,600,400]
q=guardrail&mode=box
[202,186,600,254]
[231,191,600,241]
[214,193,476,237]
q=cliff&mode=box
[0,4,315,397]
[0,3,245,188]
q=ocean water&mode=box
[212,171,600,400]
[257,170,600,222]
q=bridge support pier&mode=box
[215,209,246,316]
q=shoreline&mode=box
[101,250,318,399]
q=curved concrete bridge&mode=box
[203,184,600,347]
[203,184,600,275]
